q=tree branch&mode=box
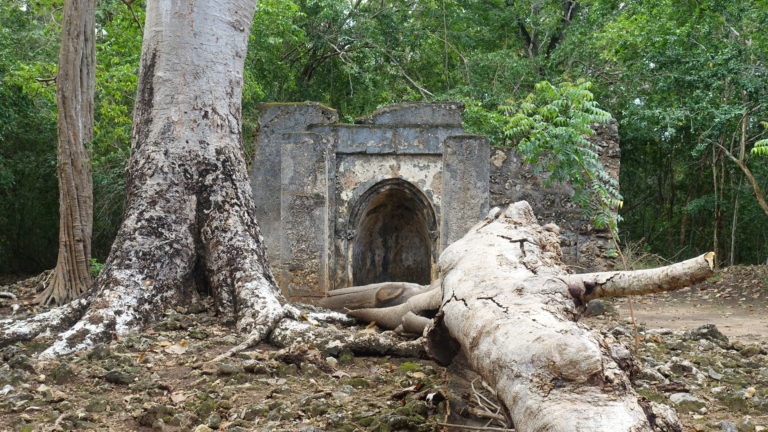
[716,142,768,217]
[564,252,715,304]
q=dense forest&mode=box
[1,0,766,274]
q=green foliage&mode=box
[752,123,768,157]
[1,0,766,271]
[90,258,105,278]
[500,80,622,234]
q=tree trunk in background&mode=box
[39,0,290,356]
[37,0,96,306]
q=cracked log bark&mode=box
[326,202,714,431]
[429,202,713,432]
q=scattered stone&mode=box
[669,392,707,412]
[720,421,738,432]
[216,362,242,375]
[685,324,729,347]
[193,425,213,432]
[103,369,135,385]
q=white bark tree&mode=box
[37,0,96,306]
[2,0,293,356]
[324,202,715,432]
[0,1,718,430]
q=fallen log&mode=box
[324,201,715,432]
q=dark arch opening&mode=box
[350,179,436,286]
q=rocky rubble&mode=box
[588,315,768,432]
[0,294,766,431]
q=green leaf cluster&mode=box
[500,80,622,235]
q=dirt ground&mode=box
[614,265,768,344]
[1,266,767,432]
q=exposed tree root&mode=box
[269,316,426,358]
[0,296,90,348]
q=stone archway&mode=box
[350,179,437,286]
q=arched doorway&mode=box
[350,179,436,286]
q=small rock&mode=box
[216,362,242,375]
[8,354,35,372]
[669,392,706,412]
[104,369,135,385]
[207,413,221,429]
[193,426,213,432]
[738,418,756,432]
[685,324,729,347]
[721,421,739,432]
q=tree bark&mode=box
[326,202,714,431]
[31,0,289,357]
[37,0,96,306]
[429,202,713,432]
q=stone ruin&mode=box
[249,102,620,301]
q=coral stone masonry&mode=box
[249,102,619,301]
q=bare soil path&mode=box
[614,265,768,344]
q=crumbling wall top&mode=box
[354,102,464,126]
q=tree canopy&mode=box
[1,0,766,272]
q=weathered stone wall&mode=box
[488,121,620,271]
[250,102,489,301]
[250,102,618,300]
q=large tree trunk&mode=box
[12,0,290,357]
[2,0,424,360]
[37,0,96,306]
[326,202,715,432]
